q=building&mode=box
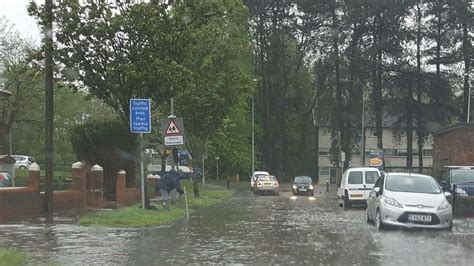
[432,123,474,179]
[317,126,433,185]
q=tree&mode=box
[0,17,42,155]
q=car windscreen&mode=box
[294,176,311,184]
[365,171,379,184]
[386,175,441,194]
[257,175,276,181]
[451,170,474,183]
[348,171,363,184]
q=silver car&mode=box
[366,173,452,230]
[253,175,279,196]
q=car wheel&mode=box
[375,209,384,230]
[19,166,27,170]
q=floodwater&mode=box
[1,186,474,265]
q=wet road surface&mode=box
[1,185,474,265]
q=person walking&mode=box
[156,169,185,210]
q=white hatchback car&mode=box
[250,171,270,191]
[12,155,36,169]
[366,173,452,230]
[337,167,380,209]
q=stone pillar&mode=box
[90,164,104,206]
[116,170,127,204]
[72,161,86,191]
[28,163,40,192]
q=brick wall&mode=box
[433,124,474,178]
[0,187,41,222]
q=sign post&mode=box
[130,99,151,209]
[341,151,346,178]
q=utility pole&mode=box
[44,0,54,221]
[252,94,255,174]
[169,97,176,171]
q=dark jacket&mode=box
[156,170,185,194]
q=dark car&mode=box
[291,176,314,196]
[439,166,474,213]
[440,167,474,196]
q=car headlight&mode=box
[309,185,314,190]
[384,197,402,208]
[455,188,468,195]
[437,199,451,210]
[292,185,297,189]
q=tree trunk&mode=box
[332,0,344,166]
[462,23,471,122]
[407,85,413,170]
[416,2,424,173]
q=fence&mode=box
[452,184,474,217]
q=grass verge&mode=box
[0,246,29,266]
[79,182,234,228]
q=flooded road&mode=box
[1,185,474,265]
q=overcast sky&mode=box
[0,0,41,45]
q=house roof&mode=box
[433,123,474,136]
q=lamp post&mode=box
[215,156,220,180]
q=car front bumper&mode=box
[380,204,452,229]
[255,187,279,194]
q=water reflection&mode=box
[0,189,473,264]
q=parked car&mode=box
[12,155,35,169]
[253,175,279,196]
[337,167,380,209]
[250,171,270,191]
[291,176,314,196]
[366,173,452,230]
[439,166,474,196]
[0,172,12,187]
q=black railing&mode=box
[452,184,474,217]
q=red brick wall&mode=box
[433,125,474,178]
[40,190,85,210]
[0,188,41,222]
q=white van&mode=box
[337,167,380,209]
[250,171,270,191]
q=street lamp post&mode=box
[215,156,220,180]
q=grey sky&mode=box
[0,0,41,45]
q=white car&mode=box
[337,167,380,209]
[250,171,270,191]
[12,155,36,169]
[366,173,453,230]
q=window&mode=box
[423,149,433,156]
[348,171,363,184]
[365,171,379,184]
[384,149,397,156]
[319,167,330,176]
[318,148,330,155]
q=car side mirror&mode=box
[373,187,381,196]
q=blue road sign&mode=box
[130,99,151,133]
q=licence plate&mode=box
[350,194,363,198]
[264,183,271,186]
[408,214,432,222]
[300,188,307,191]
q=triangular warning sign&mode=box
[165,120,181,135]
